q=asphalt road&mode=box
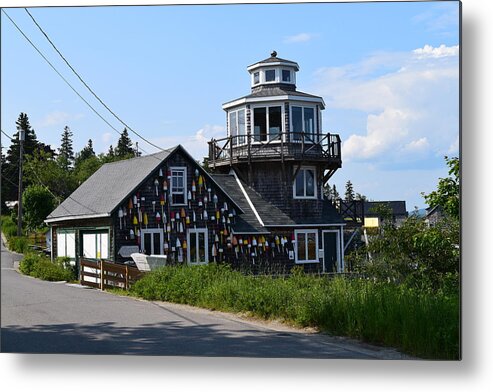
[1,240,410,358]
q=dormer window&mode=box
[282,69,291,82]
[265,69,276,82]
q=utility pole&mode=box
[17,128,25,236]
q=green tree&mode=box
[332,184,339,199]
[115,128,135,157]
[22,185,55,231]
[345,180,355,201]
[2,113,42,201]
[74,155,103,185]
[58,126,75,171]
[423,156,459,220]
[24,150,77,202]
[74,138,95,167]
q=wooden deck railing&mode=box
[80,258,144,290]
[208,132,341,169]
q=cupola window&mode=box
[253,72,260,85]
[282,69,291,82]
[229,109,246,145]
[265,69,276,82]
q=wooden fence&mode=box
[80,258,144,290]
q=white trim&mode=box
[222,95,325,110]
[187,228,209,265]
[45,213,110,224]
[140,228,164,255]
[50,225,53,261]
[293,166,317,200]
[247,61,299,72]
[322,229,342,273]
[170,166,187,206]
[231,170,264,227]
[294,229,319,264]
[251,103,284,143]
[266,223,346,227]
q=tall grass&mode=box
[130,264,459,359]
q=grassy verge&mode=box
[130,264,459,360]
[19,253,77,282]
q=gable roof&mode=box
[46,145,242,224]
[46,148,175,223]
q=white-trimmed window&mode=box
[253,105,282,142]
[295,230,319,264]
[253,71,260,85]
[170,167,187,205]
[187,228,208,265]
[265,69,276,82]
[57,230,76,259]
[229,108,246,145]
[282,69,291,83]
[141,228,164,255]
[294,167,317,199]
[81,231,109,259]
[291,106,316,142]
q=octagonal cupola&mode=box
[247,50,299,91]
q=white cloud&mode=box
[312,44,459,166]
[146,124,225,161]
[413,44,459,59]
[102,132,112,143]
[283,33,318,44]
[38,111,72,127]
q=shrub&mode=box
[7,236,29,253]
[1,215,18,238]
[19,252,47,275]
[31,260,72,282]
[55,256,77,281]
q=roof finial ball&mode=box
[271,50,277,57]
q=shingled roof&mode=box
[46,148,176,223]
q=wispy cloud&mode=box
[412,2,459,36]
[38,111,84,127]
[283,32,318,44]
[312,44,459,168]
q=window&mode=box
[170,167,187,205]
[253,106,282,142]
[265,69,276,82]
[282,69,291,82]
[295,230,319,263]
[253,72,260,84]
[140,229,163,255]
[294,167,317,198]
[81,231,109,259]
[291,106,316,141]
[229,109,246,145]
[187,228,208,265]
[57,230,76,258]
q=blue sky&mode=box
[1,1,460,210]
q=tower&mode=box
[209,51,341,217]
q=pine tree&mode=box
[2,113,40,201]
[332,184,339,199]
[75,139,95,167]
[58,126,75,170]
[108,145,115,158]
[115,128,134,157]
[345,180,355,201]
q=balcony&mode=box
[208,132,342,171]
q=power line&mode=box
[1,9,155,158]
[24,8,165,153]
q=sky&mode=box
[1,1,460,210]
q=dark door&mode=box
[323,232,338,273]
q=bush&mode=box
[130,264,460,359]
[19,252,47,275]
[1,215,18,238]
[31,260,73,282]
[55,256,77,281]
[7,236,29,253]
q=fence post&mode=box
[125,265,129,290]
[100,260,104,291]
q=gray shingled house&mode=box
[46,52,346,274]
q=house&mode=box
[425,205,445,227]
[46,52,346,274]
[363,201,408,228]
